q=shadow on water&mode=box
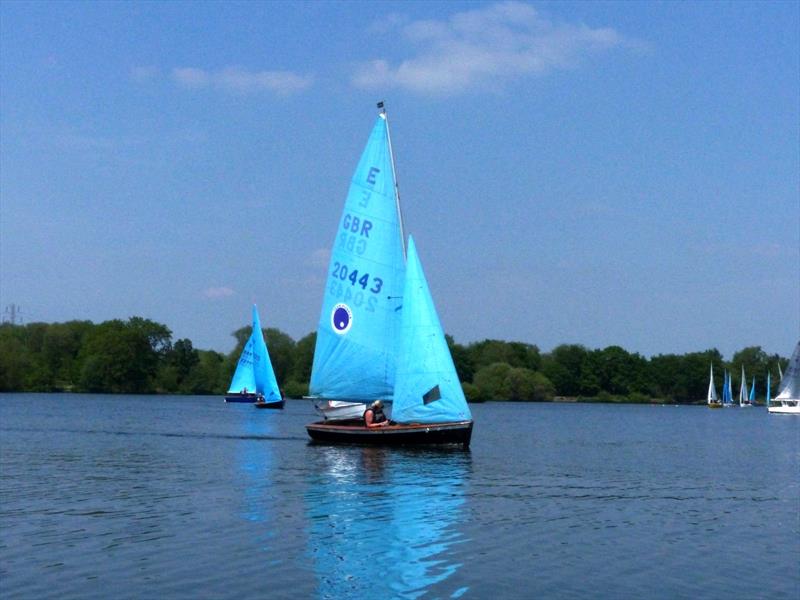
[304,444,472,599]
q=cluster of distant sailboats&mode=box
[707,342,800,415]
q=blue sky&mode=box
[1,1,798,359]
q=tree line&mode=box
[0,319,789,403]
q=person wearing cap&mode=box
[364,400,389,428]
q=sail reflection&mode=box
[305,446,471,599]
[237,411,274,524]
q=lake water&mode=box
[1,395,797,599]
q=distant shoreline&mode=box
[0,391,767,408]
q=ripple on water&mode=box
[1,396,798,599]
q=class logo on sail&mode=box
[331,303,353,335]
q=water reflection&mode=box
[305,446,471,599]
[236,410,274,524]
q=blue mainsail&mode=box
[748,376,756,403]
[722,370,733,406]
[228,305,281,401]
[310,114,406,401]
[392,236,472,424]
[766,370,771,407]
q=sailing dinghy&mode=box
[722,370,734,407]
[707,363,722,408]
[768,341,800,415]
[306,105,473,446]
[225,305,284,408]
[738,365,752,407]
[307,104,406,422]
[307,237,473,445]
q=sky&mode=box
[1,1,798,360]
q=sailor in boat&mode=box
[364,400,390,428]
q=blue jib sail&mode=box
[392,236,471,424]
[310,114,406,401]
[228,305,281,401]
[766,370,771,405]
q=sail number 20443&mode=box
[331,262,383,294]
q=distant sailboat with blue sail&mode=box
[225,305,284,408]
[306,104,473,446]
[765,370,770,408]
[722,370,734,407]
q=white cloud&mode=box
[172,66,313,95]
[352,1,627,96]
[203,286,235,299]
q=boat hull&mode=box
[255,399,285,409]
[313,400,366,421]
[768,401,800,415]
[225,393,260,403]
[707,402,723,409]
[306,420,473,447]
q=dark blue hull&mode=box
[306,420,473,447]
[255,399,285,409]
[224,393,259,403]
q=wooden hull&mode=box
[306,420,473,447]
[225,393,259,403]
[708,403,723,409]
[255,399,285,409]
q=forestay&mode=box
[310,114,406,401]
[392,236,472,424]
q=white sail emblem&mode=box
[331,303,353,335]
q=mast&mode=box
[378,101,407,260]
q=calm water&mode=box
[1,395,798,599]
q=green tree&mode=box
[541,344,590,396]
[158,338,200,393]
[502,367,555,401]
[472,362,554,401]
[731,346,769,398]
[469,339,540,372]
[184,350,227,394]
[472,362,512,401]
[292,332,316,384]
[0,325,31,391]
[40,321,92,390]
[461,382,481,403]
[265,328,295,385]
[78,318,171,393]
[447,335,475,383]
